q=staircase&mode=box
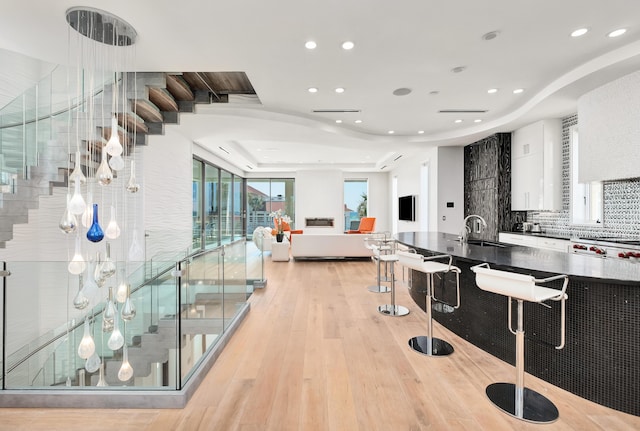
[0,71,258,248]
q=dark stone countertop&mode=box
[395,231,640,284]
[499,231,572,241]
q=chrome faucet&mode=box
[459,214,488,243]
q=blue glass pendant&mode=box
[86,203,104,242]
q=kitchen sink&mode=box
[465,239,510,248]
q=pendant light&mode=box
[68,179,86,215]
[77,317,96,359]
[121,284,137,321]
[96,363,108,387]
[107,310,124,350]
[115,271,129,303]
[100,242,117,278]
[105,206,121,239]
[126,160,140,193]
[96,147,113,186]
[86,203,105,243]
[105,114,123,156]
[108,154,125,171]
[81,192,93,227]
[68,235,86,275]
[85,351,101,373]
[102,287,116,332]
[73,275,89,310]
[128,229,143,261]
[94,252,106,288]
[118,344,134,382]
[68,150,86,184]
[59,194,78,234]
[82,260,100,306]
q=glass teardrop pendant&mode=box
[107,311,124,350]
[59,194,78,234]
[109,154,125,171]
[83,260,99,305]
[85,351,101,373]
[102,287,116,332]
[105,206,121,239]
[96,363,108,387]
[115,278,128,304]
[100,242,116,278]
[128,229,144,261]
[81,192,93,227]
[118,344,134,382]
[121,286,136,321]
[68,179,86,215]
[77,317,96,360]
[126,160,140,193]
[105,115,123,156]
[68,150,86,184]
[96,148,113,186]
[73,275,89,310]
[94,252,106,288]
[68,235,86,275]
[86,203,104,242]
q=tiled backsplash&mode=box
[527,114,640,238]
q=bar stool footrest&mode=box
[378,304,410,316]
[368,285,391,293]
[486,383,559,424]
[408,336,454,356]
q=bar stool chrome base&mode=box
[378,304,410,316]
[486,383,559,424]
[367,284,390,293]
[408,336,454,356]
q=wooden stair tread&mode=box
[166,74,195,101]
[132,99,163,123]
[117,112,149,134]
[149,87,179,112]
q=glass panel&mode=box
[192,159,203,250]
[220,171,233,243]
[205,164,219,248]
[233,176,244,240]
[344,179,368,230]
[246,179,271,237]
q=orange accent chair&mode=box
[347,217,376,234]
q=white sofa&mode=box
[290,234,373,259]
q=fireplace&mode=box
[305,217,335,228]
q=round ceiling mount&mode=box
[482,30,500,41]
[393,87,412,96]
[66,7,137,46]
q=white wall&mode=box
[390,146,464,235]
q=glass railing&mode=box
[1,238,256,391]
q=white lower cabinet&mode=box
[499,233,569,252]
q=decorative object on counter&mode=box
[471,263,568,424]
[270,209,291,243]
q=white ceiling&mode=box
[2,0,640,173]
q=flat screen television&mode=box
[398,195,416,221]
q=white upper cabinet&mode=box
[511,119,562,211]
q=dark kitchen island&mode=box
[395,231,640,417]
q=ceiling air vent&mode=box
[312,109,361,113]
[438,109,488,113]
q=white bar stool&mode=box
[364,235,390,293]
[397,250,460,356]
[375,246,409,317]
[471,263,569,424]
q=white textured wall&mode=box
[295,170,345,234]
[578,70,640,182]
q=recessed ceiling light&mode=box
[305,41,317,49]
[335,87,345,93]
[608,28,627,38]
[342,41,355,50]
[388,130,395,134]
[571,28,588,37]
[418,130,425,134]
[451,66,466,73]
[474,119,482,123]
[354,120,362,124]
[487,88,498,94]
[513,88,524,94]
[393,87,412,96]
[308,87,318,93]
[335,120,342,123]
[454,119,463,123]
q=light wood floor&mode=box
[1,257,639,430]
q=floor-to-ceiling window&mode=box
[344,179,368,230]
[246,178,295,237]
[193,159,203,249]
[205,164,220,247]
[193,157,246,249]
